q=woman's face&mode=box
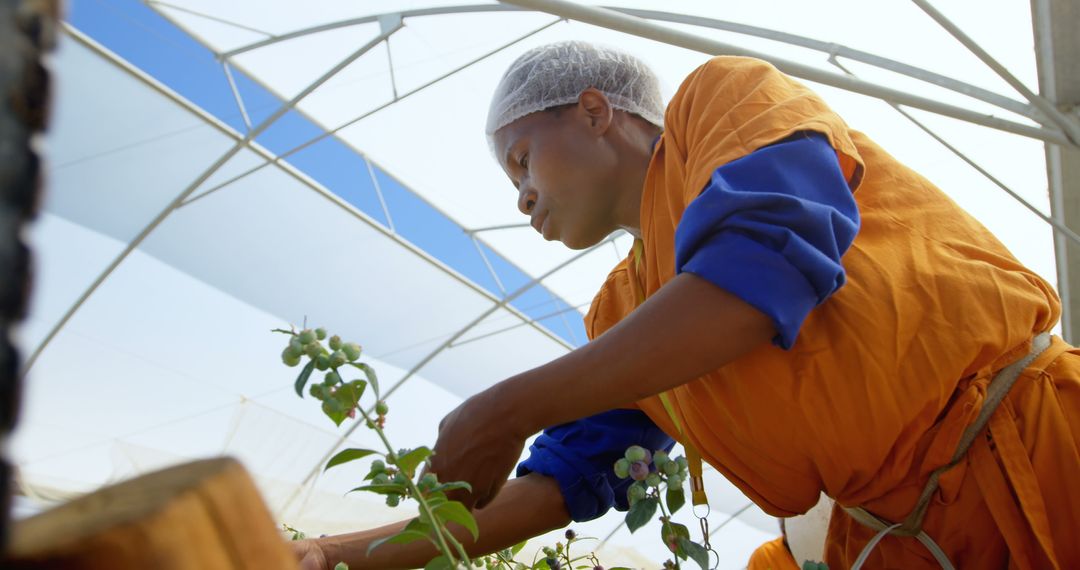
[492,97,621,250]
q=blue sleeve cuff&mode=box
[517,409,674,522]
[674,132,860,349]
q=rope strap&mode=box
[845,332,1052,568]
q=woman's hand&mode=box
[429,389,529,510]
[291,538,329,570]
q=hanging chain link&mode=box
[694,503,720,569]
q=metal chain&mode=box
[694,504,719,569]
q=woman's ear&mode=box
[577,87,613,134]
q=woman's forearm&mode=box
[316,473,571,569]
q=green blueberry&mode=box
[315,327,327,340]
[542,547,555,558]
[676,456,688,471]
[667,474,683,489]
[305,342,324,359]
[624,445,649,463]
[289,336,304,352]
[646,473,662,488]
[653,450,670,468]
[329,350,347,368]
[613,458,631,479]
[372,473,389,485]
[420,473,438,489]
[323,371,341,385]
[662,461,679,476]
[375,400,389,416]
[282,348,302,367]
[315,354,330,371]
[628,483,647,504]
[371,459,386,473]
[385,494,400,507]
[329,335,343,351]
[343,342,362,362]
[298,329,316,344]
[308,384,325,399]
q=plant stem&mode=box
[656,489,680,570]
[356,404,461,566]
[442,531,472,567]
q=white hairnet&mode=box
[485,41,665,140]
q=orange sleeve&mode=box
[748,536,801,570]
[663,56,864,208]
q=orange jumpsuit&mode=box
[748,537,801,570]
[585,56,1080,568]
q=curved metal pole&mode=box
[911,0,1080,144]
[220,5,523,59]
[221,4,1043,126]
[614,8,1037,123]
[22,22,402,377]
[498,0,1073,147]
[829,57,1080,248]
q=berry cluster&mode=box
[279,327,386,427]
[613,446,689,507]
[282,328,362,371]
[474,528,603,570]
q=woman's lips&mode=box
[532,211,549,237]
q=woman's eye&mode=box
[519,154,529,169]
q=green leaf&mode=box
[434,500,479,540]
[510,539,528,556]
[625,497,658,533]
[294,360,316,397]
[423,555,454,570]
[403,518,431,533]
[367,529,432,555]
[434,481,472,494]
[347,483,407,496]
[334,380,366,409]
[322,400,348,426]
[394,446,433,476]
[801,562,829,570]
[422,494,448,513]
[666,486,686,515]
[662,522,691,553]
[349,362,380,398]
[677,537,709,570]
[324,448,380,472]
[333,563,349,570]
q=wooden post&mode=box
[3,458,299,569]
[0,0,60,548]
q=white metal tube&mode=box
[911,0,1080,144]
[498,0,1074,147]
[23,23,402,376]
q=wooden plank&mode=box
[3,458,297,569]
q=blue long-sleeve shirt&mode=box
[518,132,859,521]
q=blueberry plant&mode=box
[277,325,478,570]
[614,446,709,570]
[278,325,709,570]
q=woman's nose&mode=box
[517,187,537,216]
